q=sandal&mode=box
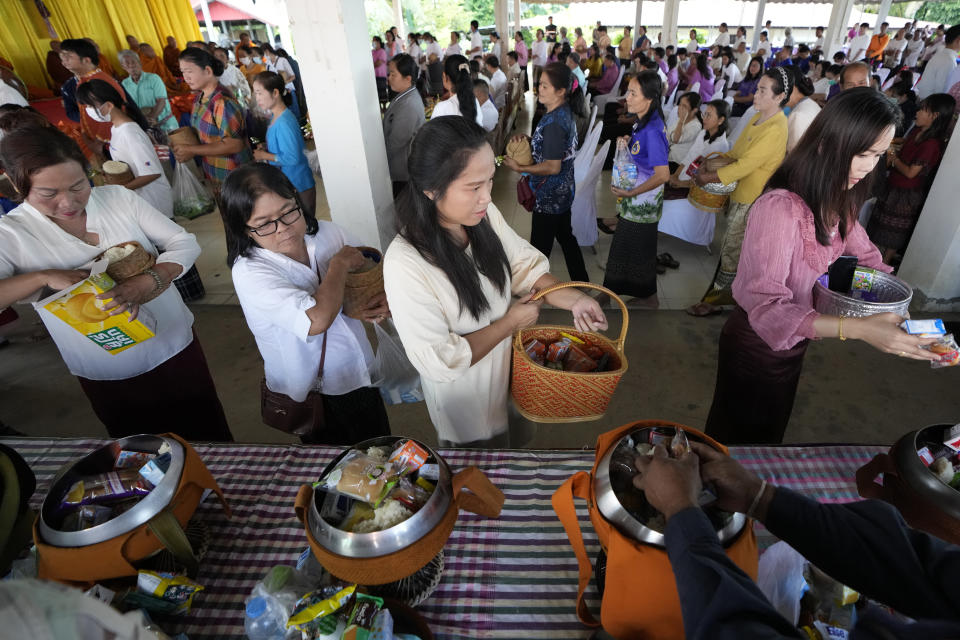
[657,253,680,269]
[685,302,722,317]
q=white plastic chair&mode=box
[593,66,626,111]
[586,103,598,139]
[687,81,700,97]
[572,139,611,247]
[574,121,602,183]
[727,105,756,147]
[724,96,734,108]
[662,82,679,107]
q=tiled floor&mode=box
[181,92,724,311]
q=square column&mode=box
[751,0,767,52]
[285,0,396,250]
[662,0,680,48]
[634,0,644,43]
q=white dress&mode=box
[668,118,704,164]
[658,132,730,247]
[383,203,549,443]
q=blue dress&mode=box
[266,108,314,192]
[529,104,577,215]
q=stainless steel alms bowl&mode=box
[594,426,747,547]
[894,424,960,521]
[307,436,453,559]
[38,434,184,547]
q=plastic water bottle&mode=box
[244,595,287,640]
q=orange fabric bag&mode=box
[552,420,759,639]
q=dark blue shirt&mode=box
[530,103,577,215]
[61,76,80,123]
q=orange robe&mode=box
[141,53,182,94]
[163,45,181,77]
[241,63,266,83]
[98,54,119,79]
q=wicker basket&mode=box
[511,282,628,423]
[101,160,135,186]
[168,126,200,147]
[813,268,912,318]
[342,247,384,319]
[97,241,156,282]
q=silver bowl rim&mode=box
[306,436,454,558]
[38,434,184,547]
[893,424,960,521]
[594,426,747,547]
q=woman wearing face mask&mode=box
[171,48,251,189]
[429,55,482,126]
[0,126,233,441]
[251,71,316,217]
[383,116,607,447]
[262,45,300,122]
[75,80,172,218]
[704,89,938,445]
[221,164,390,444]
[237,46,266,84]
[689,67,790,317]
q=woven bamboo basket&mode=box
[511,282,629,423]
[97,241,156,282]
[342,247,384,319]
[101,160,134,186]
[168,126,200,147]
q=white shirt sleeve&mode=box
[111,125,162,178]
[488,204,550,295]
[122,186,200,275]
[232,259,316,341]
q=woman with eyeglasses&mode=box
[221,163,391,445]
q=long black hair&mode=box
[541,62,587,117]
[916,93,956,144]
[787,65,814,97]
[397,117,510,320]
[693,51,712,79]
[442,54,478,123]
[178,47,224,75]
[766,88,900,246]
[629,71,664,130]
[678,91,702,124]
[75,79,151,131]
[220,163,319,267]
[743,56,764,82]
[703,99,729,143]
[253,70,292,107]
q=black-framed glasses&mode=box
[247,205,302,236]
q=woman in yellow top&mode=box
[583,45,604,81]
[687,67,791,317]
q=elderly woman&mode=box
[383,54,425,198]
[171,48,251,188]
[222,164,390,445]
[117,49,177,133]
[0,126,232,440]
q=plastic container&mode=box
[244,595,287,640]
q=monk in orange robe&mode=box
[163,36,182,77]
[139,43,185,95]
[83,38,118,79]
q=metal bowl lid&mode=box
[307,436,453,559]
[38,435,184,547]
[594,426,747,547]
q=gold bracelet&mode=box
[838,316,846,341]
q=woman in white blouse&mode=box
[667,92,704,170]
[383,117,607,447]
[668,99,731,188]
[221,163,391,445]
[430,54,484,127]
[0,126,232,440]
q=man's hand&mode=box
[633,446,701,520]
[690,442,767,516]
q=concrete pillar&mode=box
[662,0,680,48]
[824,0,856,58]
[265,23,276,47]
[198,0,217,42]
[285,0,396,251]
[392,0,407,41]
[897,130,960,310]
[514,0,521,38]
[495,0,508,46]
[634,0,644,45]
[874,0,893,30]
[751,0,766,52]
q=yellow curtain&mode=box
[0,0,202,92]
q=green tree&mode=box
[916,0,960,24]
[461,0,494,27]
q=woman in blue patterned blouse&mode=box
[503,62,589,282]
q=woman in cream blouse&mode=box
[384,116,607,447]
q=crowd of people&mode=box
[0,15,957,451]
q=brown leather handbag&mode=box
[517,175,536,212]
[260,331,327,437]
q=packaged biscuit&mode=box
[314,451,399,507]
[900,319,946,336]
[926,334,959,369]
[136,570,203,615]
[37,259,156,355]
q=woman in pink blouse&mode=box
[705,88,938,445]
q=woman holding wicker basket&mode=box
[384,116,607,447]
[0,126,232,441]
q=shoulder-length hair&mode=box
[219,163,319,267]
[766,88,900,246]
[397,116,510,321]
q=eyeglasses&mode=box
[247,205,302,236]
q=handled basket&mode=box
[342,246,385,319]
[511,282,628,423]
[688,152,735,213]
[167,126,200,147]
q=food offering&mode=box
[101,160,135,185]
[523,331,615,373]
[919,424,960,491]
[38,259,156,354]
[342,247,384,320]
[901,318,959,368]
[505,137,533,166]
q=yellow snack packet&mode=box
[38,260,156,354]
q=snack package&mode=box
[559,332,585,345]
[943,424,960,452]
[320,491,354,526]
[670,428,692,458]
[61,469,150,508]
[917,446,935,466]
[36,259,157,354]
[563,344,598,372]
[137,570,204,615]
[546,338,572,363]
[925,334,960,368]
[523,339,546,365]
[114,449,155,470]
[389,477,432,512]
[343,593,385,640]
[138,452,171,488]
[314,451,399,507]
[287,585,357,630]
[61,504,114,531]
[901,319,946,336]
[388,440,429,475]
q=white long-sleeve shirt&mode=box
[915,46,958,98]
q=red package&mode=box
[583,344,605,360]
[563,344,598,372]
[524,339,546,359]
[546,338,571,363]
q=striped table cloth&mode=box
[5,438,887,639]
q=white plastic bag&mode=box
[610,138,639,190]
[757,541,808,626]
[172,162,214,219]
[370,320,423,405]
